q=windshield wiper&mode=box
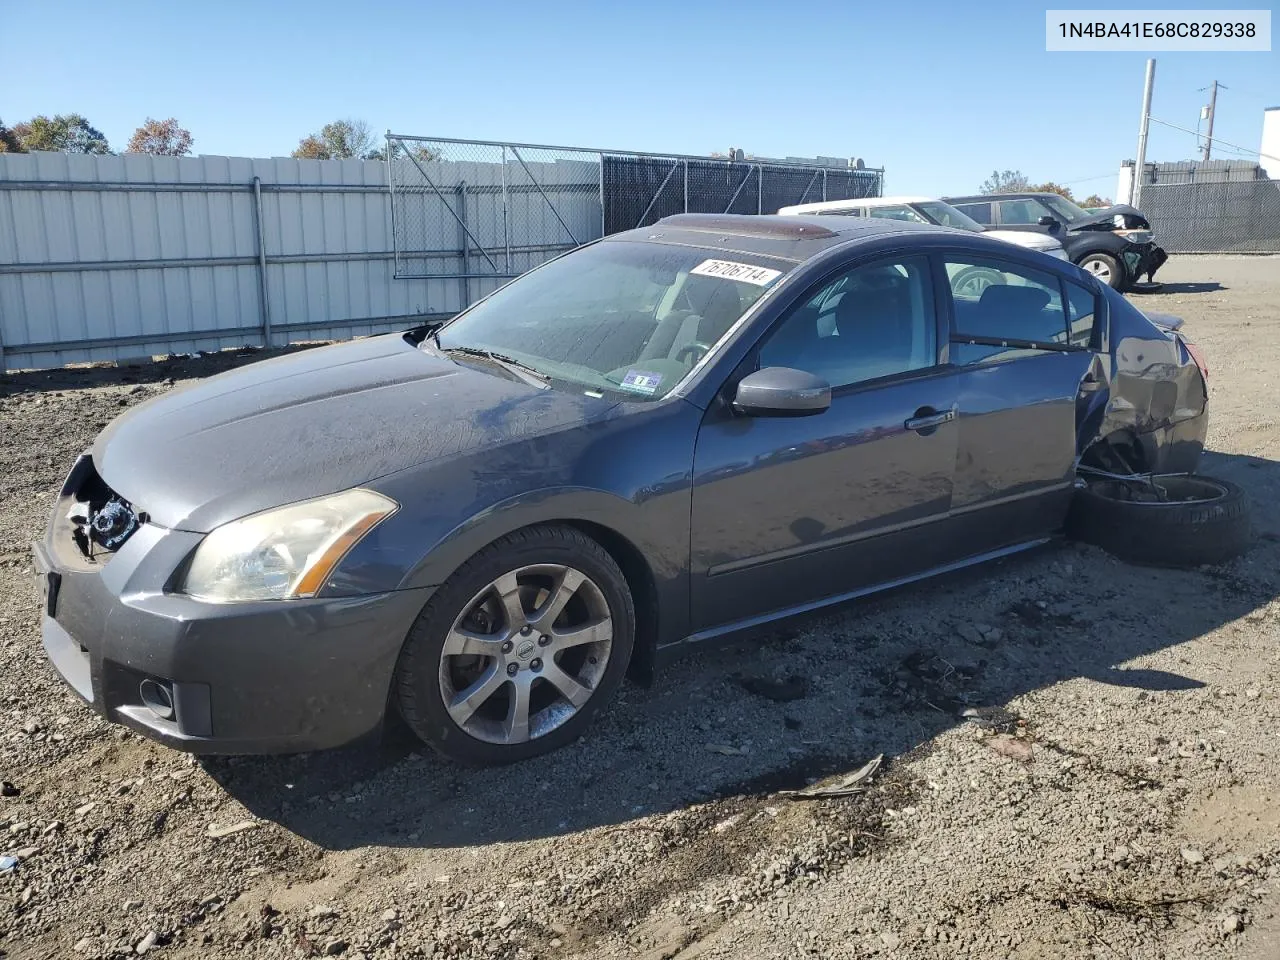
[438,345,550,389]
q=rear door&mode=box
[950,200,993,225]
[938,253,1096,552]
[689,253,960,631]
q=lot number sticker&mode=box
[690,259,782,286]
[620,370,664,394]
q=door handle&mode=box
[904,408,955,433]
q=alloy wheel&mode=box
[1083,259,1113,283]
[437,564,613,745]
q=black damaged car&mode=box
[943,192,1168,291]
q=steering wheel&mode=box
[675,341,711,365]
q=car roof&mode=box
[777,195,934,215]
[606,213,960,263]
[944,193,1059,203]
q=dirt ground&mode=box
[1,256,1278,960]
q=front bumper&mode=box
[1123,241,1168,282]
[32,467,431,755]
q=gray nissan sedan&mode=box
[34,214,1208,764]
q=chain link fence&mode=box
[386,135,883,285]
[601,155,882,233]
[1142,178,1280,253]
[387,138,599,288]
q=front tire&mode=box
[393,525,635,765]
[1077,252,1125,290]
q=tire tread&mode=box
[1068,476,1251,567]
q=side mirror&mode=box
[732,367,831,417]
[1037,215,1060,230]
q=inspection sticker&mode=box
[689,259,782,286]
[619,370,664,394]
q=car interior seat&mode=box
[975,285,1052,341]
[830,278,918,380]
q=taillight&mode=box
[1182,337,1209,382]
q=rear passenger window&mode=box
[1064,280,1097,348]
[954,201,992,223]
[943,258,1069,349]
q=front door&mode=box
[992,198,1055,236]
[689,254,960,631]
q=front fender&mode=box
[394,484,682,593]
[320,399,702,648]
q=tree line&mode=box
[0,115,193,156]
[0,115,436,162]
[980,169,1111,208]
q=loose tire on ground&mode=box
[393,524,635,765]
[1068,475,1251,568]
[1077,252,1125,290]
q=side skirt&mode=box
[655,537,1053,666]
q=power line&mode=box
[1146,115,1279,166]
[1061,172,1118,185]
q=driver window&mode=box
[758,256,937,388]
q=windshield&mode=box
[913,201,985,232]
[1039,194,1090,223]
[435,241,787,400]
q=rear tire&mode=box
[1068,475,1251,568]
[393,524,635,765]
[1077,252,1125,290]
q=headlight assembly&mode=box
[181,489,397,602]
[1115,229,1154,245]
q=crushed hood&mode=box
[1068,203,1151,232]
[94,334,617,531]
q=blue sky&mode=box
[4,0,1276,198]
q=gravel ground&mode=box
[1,256,1277,960]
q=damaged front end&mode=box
[1072,204,1169,282]
[1075,289,1208,478]
[57,455,147,562]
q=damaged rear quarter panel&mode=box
[1078,286,1208,473]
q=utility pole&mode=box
[1133,58,1156,208]
[1200,81,1225,162]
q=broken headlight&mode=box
[181,489,397,602]
[1115,228,1154,244]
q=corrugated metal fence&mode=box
[1,145,884,372]
[0,152,489,371]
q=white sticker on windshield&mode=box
[689,259,782,286]
[620,369,663,394]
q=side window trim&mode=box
[928,252,955,367]
[951,334,1083,354]
[1060,276,1103,351]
